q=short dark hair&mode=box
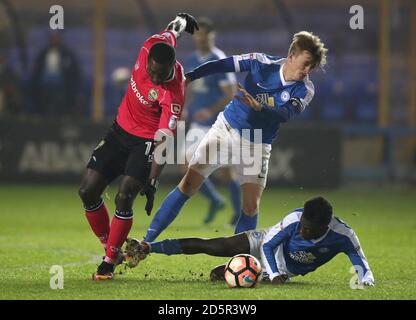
[197,17,214,33]
[149,42,175,65]
[302,196,333,226]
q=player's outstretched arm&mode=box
[185,57,236,83]
[344,230,375,287]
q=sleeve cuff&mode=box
[360,270,375,284]
[232,55,241,72]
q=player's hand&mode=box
[271,274,289,285]
[235,83,262,111]
[363,280,375,287]
[193,108,213,122]
[140,179,159,216]
[177,13,199,34]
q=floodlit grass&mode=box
[1,184,415,300]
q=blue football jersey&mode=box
[186,52,315,144]
[184,48,236,126]
[225,53,314,144]
[261,210,374,283]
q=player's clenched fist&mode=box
[167,13,199,38]
[177,13,199,34]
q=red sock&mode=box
[85,201,110,248]
[106,211,133,262]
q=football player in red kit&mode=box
[78,13,199,280]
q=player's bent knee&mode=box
[115,191,135,208]
[78,187,98,206]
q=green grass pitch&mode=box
[1,184,415,300]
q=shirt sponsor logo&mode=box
[130,76,150,105]
[255,93,269,106]
[289,251,316,264]
[318,247,330,253]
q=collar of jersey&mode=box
[309,228,331,244]
[279,59,296,87]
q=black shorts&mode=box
[87,122,155,184]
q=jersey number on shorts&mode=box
[145,141,154,162]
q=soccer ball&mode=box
[224,254,262,288]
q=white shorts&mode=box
[245,228,294,277]
[188,112,272,187]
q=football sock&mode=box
[235,211,258,234]
[150,239,182,255]
[144,187,189,242]
[199,178,224,205]
[228,179,241,225]
[105,210,133,262]
[84,199,110,248]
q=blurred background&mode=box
[0,0,415,187]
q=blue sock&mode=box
[199,178,224,204]
[144,187,189,242]
[228,180,241,224]
[150,239,182,255]
[235,211,258,234]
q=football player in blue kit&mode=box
[144,31,328,242]
[182,17,240,226]
[127,197,375,286]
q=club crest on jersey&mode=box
[280,91,290,102]
[148,89,158,101]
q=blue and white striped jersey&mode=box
[260,210,374,283]
[184,47,236,126]
[186,52,315,144]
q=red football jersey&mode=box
[116,30,185,139]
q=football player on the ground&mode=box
[143,31,328,243]
[127,196,375,286]
[78,13,198,280]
